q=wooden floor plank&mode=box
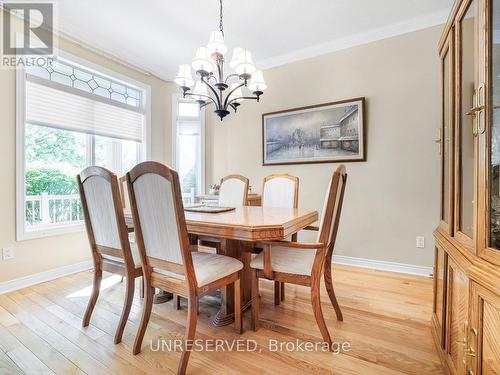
[0,264,443,375]
[0,349,25,375]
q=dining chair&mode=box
[198,174,249,253]
[127,161,243,374]
[77,166,143,344]
[250,165,347,348]
[261,174,299,305]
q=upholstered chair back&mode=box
[317,166,347,250]
[79,168,122,250]
[218,175,249,207]
[128,165,186,265]
[262,174,298,209]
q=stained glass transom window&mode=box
[27,59,142,108]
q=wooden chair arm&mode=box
[256,240,324,250]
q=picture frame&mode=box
[262,97,366,165]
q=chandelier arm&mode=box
[226,95,260,107]
[223,82,246,109]
[200,101,213,109]
[184,92,218,107]
[224,73,240,84]
[201,76,222,108]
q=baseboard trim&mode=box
[0,260,92,295]
[0,255,432,295]
[333,255,433,277]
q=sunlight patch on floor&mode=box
[66,274,122,298]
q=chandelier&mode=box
[174,0,267,120]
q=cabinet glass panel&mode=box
[491,0,500,249]
[443,50,451,223]
[459,1,476,238]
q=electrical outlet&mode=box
[2,247,14,260]
[416,236,425,248]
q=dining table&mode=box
[124,205,318,326]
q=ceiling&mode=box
[53,0,454,81]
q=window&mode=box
[172,96,205,204]
[17,53,151,240]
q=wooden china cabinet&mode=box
[433,0,500,374]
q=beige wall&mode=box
[0,11,176,283]
[207,26,442,267]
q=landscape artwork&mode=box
[262,98,365,165]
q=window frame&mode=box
[16,50,151,240]
[171,93,206,199]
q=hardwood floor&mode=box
[0,264,443,374]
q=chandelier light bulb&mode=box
[192,80,208,101]
[230,47,244,69]
[233,49,257,77]
[207,30,228,55]
[174,64,194,88]
[180,0,265,120]
[248,70,267,92]
[192,46,214,75]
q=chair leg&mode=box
[115,275,135,344]
[310,279,332,349]
[82,267,102,327]
[280,282,285,301]
[251,270,259,331]
[139,277,145,299]
[133,284,154,355]
[324,258,343,321]
[173,294,181,310]
[234,278,242,334]
[274,281,280,305]
[178,296,198,375]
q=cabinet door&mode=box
[446,257,470,375]
[455,0,479,252]
[479,0,500,267]
[469,282,500,375]
[440,32,456,235]
[434,245,448,348]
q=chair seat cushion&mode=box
[102,242,142,268]
[192,252,243,287]
[250,246,316,276]
[154,252,243,287]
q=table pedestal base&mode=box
[210,299,252,327]
[153,290,173,304]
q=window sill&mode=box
[18,222,85,241]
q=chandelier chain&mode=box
[219,0,224,36]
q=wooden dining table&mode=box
[125,206,318,326]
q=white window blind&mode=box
[26,75,144,142]
[177,121,201,136]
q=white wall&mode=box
[207,25,442,267]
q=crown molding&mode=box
[257,8,449,70]
[0,4,173,82]
[2,4,448,80]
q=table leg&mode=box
[211,239,253,327]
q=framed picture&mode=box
[262,97,366,165]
